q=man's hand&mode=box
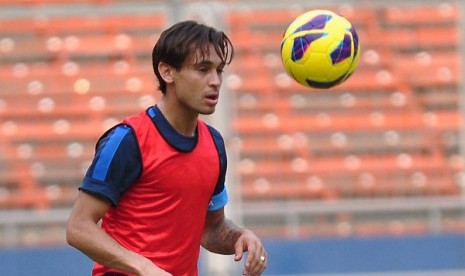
[233,229,267,276]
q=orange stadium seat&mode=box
[237,151,458,200]
[0,36,52,63]
[416,26,460,49]
[383,4,459,26]
[0,17,43,35]
[240,180,335,201]
[233,109,433,134]
[227,9,300,29]
[363,28,418,51]
[36,14,166,36]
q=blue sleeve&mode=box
[208,186,229,211]
[79,124,142,206]
[207,126,229,211]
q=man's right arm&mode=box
[66,124,171,275]
[66,191,171,276]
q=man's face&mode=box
[171,44,226,116]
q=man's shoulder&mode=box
[123,109,150,128]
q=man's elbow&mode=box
[66,218,83,248]
[66,222,76,247]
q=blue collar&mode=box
[146,106,198,152]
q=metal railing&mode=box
[240,196,465,238]
[1,196,464,247]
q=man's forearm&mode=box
[201,218,246,254]
[67,218,152,275]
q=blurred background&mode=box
[0,0,464,275]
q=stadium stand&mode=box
[0,1,463,246]
[225,3,462,203]
[0,5,166,212]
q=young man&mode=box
[66,20,267,276]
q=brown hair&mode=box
[152,20,234,94]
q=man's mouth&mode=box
[205,94,219,106]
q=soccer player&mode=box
[66,20,267,276]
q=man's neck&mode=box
[157,101,198,137]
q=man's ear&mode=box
[158,62,174,83]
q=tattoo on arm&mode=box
[202,218,242,254]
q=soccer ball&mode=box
[280,9,361,89]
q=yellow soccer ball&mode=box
[281,9,361,89]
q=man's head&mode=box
[152,20,234,94]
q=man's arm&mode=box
[201,207,267,276]
[66,191,171,276]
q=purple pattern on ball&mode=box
[294,14,332,33]
[291,33,326,61]
[306,73,346,89]
[330,34,352,64]
[349,26,359,57]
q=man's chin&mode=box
[199,107,216,115]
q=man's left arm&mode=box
[201,207,267,276]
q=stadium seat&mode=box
[36,14,166,36]
[237,151,457,200]
[383,4,459,27]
